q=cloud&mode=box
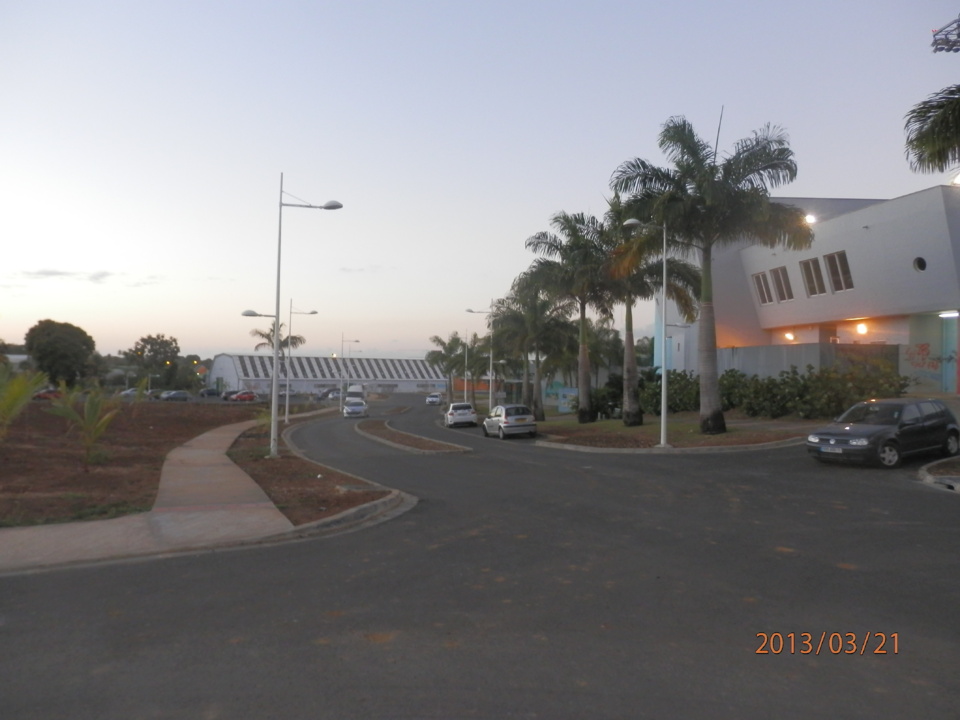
[20,269,126,284]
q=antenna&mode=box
[713,105,724,165]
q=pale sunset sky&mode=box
[2,1,958,360]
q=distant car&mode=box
[328,390,341,401]
[118,388,140,398]
[32,388,62,400]
[146,389,164,400]
[230,391,258,402]
[342,399,369,418]
[221,390,240,401]
[426,393,442,405]
[444,402,477,428]
[198,388,220,397]
[160,390,191,402]
[806,398,959,468]
[482,404,537,439]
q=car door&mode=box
[896,403,926,455]
[486,406,502,433]
[918,401,948,450]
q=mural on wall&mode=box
[903,343,956,392]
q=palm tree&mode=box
[905,84,960,172]
[249,322,306,352]
[603,195,700,426]
[525,212,615,423]
[493,277,577,420]
[426,332,465,401]
[611,116,812,434]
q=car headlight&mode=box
[807,434,820,443]
[847,438,870,446]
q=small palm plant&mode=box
[0,367,48,443]
[46,384,121,469]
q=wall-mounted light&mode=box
[856,323,868,335]
[940,310,960,318]
[804,214,816,224]
[784,332,795,341]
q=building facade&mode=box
[662,185,960,394]
[208,354,446,396]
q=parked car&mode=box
[328,390,341,401]
[482,404,537,439]
[230,391,258,402]
[806,398,959,468]
[198,388,220,397]
[32,388,62,400]
[342,399,369,418]
[160,390,191,402]
[117,388,141,398]
[426,393,442,405]
[444,402,477,428]
[221,390,240,401]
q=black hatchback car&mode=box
[806,398,959,468]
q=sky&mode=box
[2,0,959,362]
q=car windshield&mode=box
[837,403,901,425]
[451,404,472,411]
[345,400,364,407]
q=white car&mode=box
[426,393,442,405]
[342,399,369,418]
[444,402,477,428]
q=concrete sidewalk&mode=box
[0,421,296,575]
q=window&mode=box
[770,266,793,302]
[799,258,827,297]
[824,251,854,291]
[752,272,773,305]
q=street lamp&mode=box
[247,174,341,458]
[285,301,317,423]
[340,333,359,411]
[623,217,671,448]
[467,301,495,410]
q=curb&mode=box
[532,436,807,454]
[354,419,472,454]
[918,457,960,493]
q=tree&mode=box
[249,322,305,352]
[493,277,577,420]
[904,84,960,173]
[603,195,700,426]
[46,385,120,469]
[124,334,181,371]
[426,332,465,400]
[24,319,96,386]
[611,116,812,433]
[525,212,616,423]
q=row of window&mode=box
[752,251,854,306]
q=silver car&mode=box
[482,404,537,439]
[342,399,369,418]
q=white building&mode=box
[208,354,446,396]
[661,185,960,394]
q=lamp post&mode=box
[467,301,495,411]
[623,217,670,448]
[246,174,341,458]
[285,301,317,423]
[340,333,359,411]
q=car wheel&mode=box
[944,431,960,457]
[878,441,902,468]
[529,430,536,438]
[498,426,506,440]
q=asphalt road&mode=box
[2,394,959,719]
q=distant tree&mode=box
[124,334,181,371]
[24,320,96,386]
[426,332,465,400]
[249,322,305,352]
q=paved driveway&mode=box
[2,395,959,719]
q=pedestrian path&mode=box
[0,421,294,575]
